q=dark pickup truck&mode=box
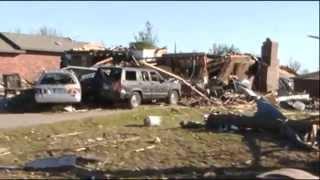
[81,66,181,108]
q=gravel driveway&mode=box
[0,108,131,129]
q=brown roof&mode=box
[279,68,296,78]
[0,32,87,53]
[279,65,298,76]
[294,71,319,80]
[0,37,25,53]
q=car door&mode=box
[123,70,139,95]
[140,70,152,99]
[150,71,167,99]
[156,72,170,98]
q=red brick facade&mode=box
[0,51,61,82]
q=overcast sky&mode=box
[0,1,319,71]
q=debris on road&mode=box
[144,116,161,127]
[204,96,320,150]
[257,168,319,179]
[277,94,311,102]
[152,137,161,144]
[0,152,11,157]
[180,120,204,129]
[24,155,78,171]
[0,148,10,156]
[50,132,83,138]
[63,105,76,112]
[134,145,156,152]
[289,101,306,111]
[24,154,103,171]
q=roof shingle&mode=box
[0,32,86,53]
[294,71,319,80]
[0,37,25,53]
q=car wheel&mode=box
[129,92,142,108]
[168,91,179,105]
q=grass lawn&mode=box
[0,105,318,178]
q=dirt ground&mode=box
[0,105,319,178]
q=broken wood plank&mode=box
[134,145,156,152]
[131,56,141,66]
[276,94,310,102]
[0,152,11,156]
[0,148,9,154]
[51,132,83,138]
[92,57,113,67]
[0,165,22,170]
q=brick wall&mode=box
[255,38,279,92]
[0,52,61,82]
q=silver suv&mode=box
[82,66,181,108]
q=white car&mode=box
[34,70,81,103]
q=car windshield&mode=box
[40,73,75,85]
[100,68,122,81]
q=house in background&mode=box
[0,32,86,82]
[293,71,319,97]
[129,42,167,62]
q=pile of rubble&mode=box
[180,84,320,151]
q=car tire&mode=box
[129,92,142,108]
[168,90,179,105]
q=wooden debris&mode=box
[206,100,320,150]
[134,145,156,152]
[257,168,319,179]
[51,132,83,138]
[277,94,310,102]
[75,148,87,152]
[0,165,22,170]
[92,57,113,67]
[0,152,11,156]
[152,137,161,144]
[134,148,145,152]
[0,147,9,154]
[0,148,10,156]
[70,136,141,153]
[146,145,155,149]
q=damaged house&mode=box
[0,32,86,83]
[156,52,256,96]
[293,71,320,97]
[59,37,313,104]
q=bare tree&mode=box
[288,58,301,73]
[301,69,309,74]
[13,28,21,34]
[209,43,240,56]
[36,26,62,37]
